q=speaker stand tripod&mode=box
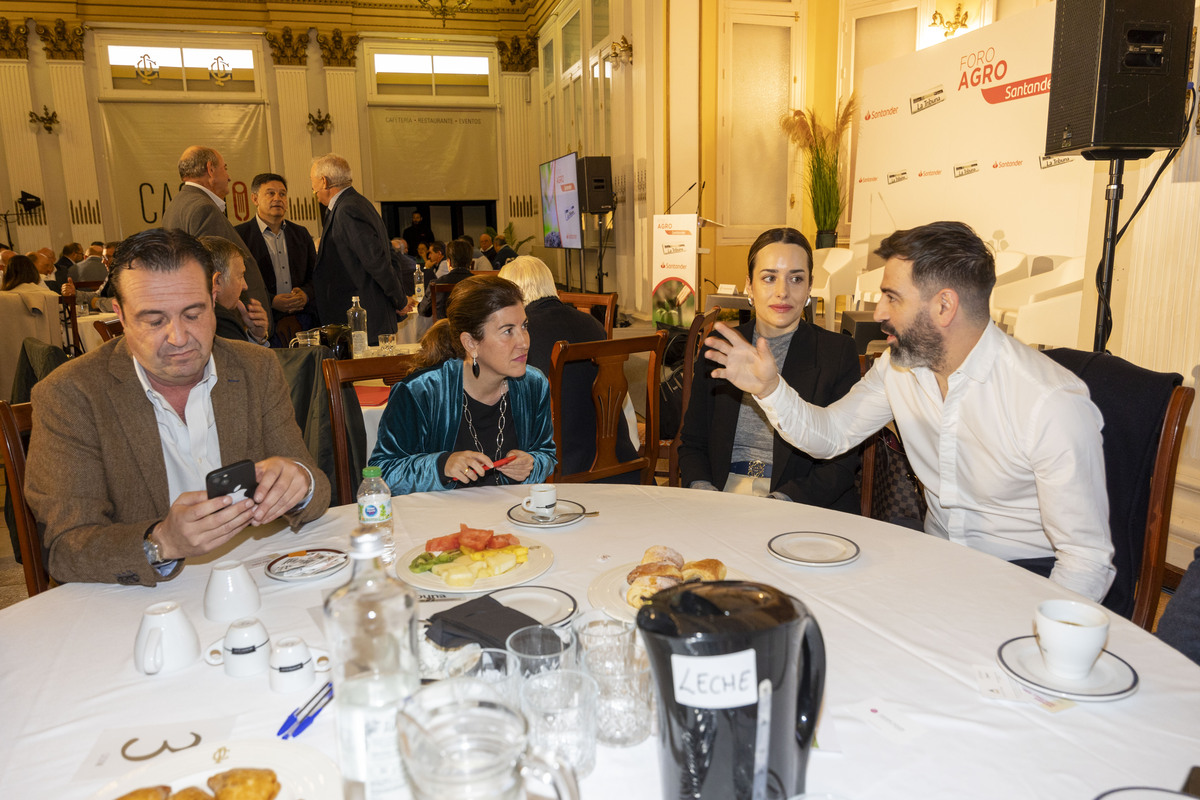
[1087,148,1152,352]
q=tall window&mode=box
[367,43,498,106]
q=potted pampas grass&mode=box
[780,95,857,248]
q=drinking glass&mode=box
[447,647,518,704]
[572,609,634,663]
[585,648,653,747]
[506,625,575,679]
[378,333,397,355]
[520,669,598,779]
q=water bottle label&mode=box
[359,495,392,524]
[670,649,759,709]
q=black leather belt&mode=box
[729,460,772,478]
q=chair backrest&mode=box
[662,307,721,487]
[548,331,667,484]
[432,283,456,322]
[1044,348,1195,630]
[58,295,83,356]
[94,317,123,342]
[0,400,49,596]
[73,280,104,291]
[322,354,417,503]
[558,291,618,338]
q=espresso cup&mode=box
[522,484,557,521]
[134,601,200,675]
[205,617,271,678]
[1034,599,1109,679]
[268,636,331,693]
[204,560,261,623]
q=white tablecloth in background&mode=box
[77,311,119,353]
[2,484,1198,798]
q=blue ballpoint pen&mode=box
[286,696,331,739]
[278,681,333,739]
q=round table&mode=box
[2,484,1197,798]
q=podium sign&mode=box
[651,214,699,328]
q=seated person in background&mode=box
[25,228,330,586]
[434,239,477,318]
[500,255,639,481]
[1157,546,1200,666]
[67,245,106,283]
[63,241,119,312]
[370,274,556,494]
[1,255,55,294]
[202,236,270,345]
[679,228,860,510]
[704,221,1115,601]
[417,241,445,318]
[460,234,491,271]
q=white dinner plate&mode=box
[767,531,860,567]
[996,635,1139,702]
[88,739,339,800]
[265,548,350,582]
[506,499,588,529]
[487,585,577,627]
[1093,790,1195,799]
[397,536,553,594]
[587,562,752,623]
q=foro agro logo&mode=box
[863,106,899,121]
[959,47,1007,90]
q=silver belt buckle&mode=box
[748,460,767,478]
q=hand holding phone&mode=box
[206,460,259,503]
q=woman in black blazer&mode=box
[678,227,861,512]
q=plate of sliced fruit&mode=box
[398,524,554,594]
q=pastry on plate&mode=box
[682,559,727,582]
[640,545,683,568]
[116,789,171,800]
[169,788,214,800]
[626,574,681,607]
[207,768,281,800]
[626,561,684,584]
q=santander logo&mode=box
[863,106,899,121]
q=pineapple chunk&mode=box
[452,554,474,566]
[430,563,455,577]
[485,551,518,576]
[442,566,477,587]
[468,560,490,577]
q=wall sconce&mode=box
[606,35,633,66]
[28,105,59,133]
[930,3,970,38]
[308,109,332,135]
[419,0,472,28]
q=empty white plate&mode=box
[767,532,860,567]
[996,635,1139,702]
[486,585,577,627]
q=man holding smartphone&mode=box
[26,228,331,586]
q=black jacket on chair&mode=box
[679,319,861,512]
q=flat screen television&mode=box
[538,153,583,250]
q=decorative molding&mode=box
[265,26,309,66]
[35,18,84,61]
[317,29,359,67]
[0,17,29,59]
[497,34,537,72]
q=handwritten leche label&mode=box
[671,650,758,709]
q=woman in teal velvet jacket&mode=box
[369,274,557,494]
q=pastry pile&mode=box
[116,767,280,800]
[625,545,727,608]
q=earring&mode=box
[747,296,754,307]
[472,354,480,379]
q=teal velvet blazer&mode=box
[369,358,557,494]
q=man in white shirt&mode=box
[704,221,1115,601]
[26,228,330,586]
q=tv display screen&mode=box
[539,153,582,249]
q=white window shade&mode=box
[727,22,790,230]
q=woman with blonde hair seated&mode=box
[369,273,556,494]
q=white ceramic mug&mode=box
[203,560,261,623]
[205,617,271,678]
[522,484,557,521]
[1035,599,1109,679]
[134,601,200,675]
[268,636,331,693]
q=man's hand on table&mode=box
[154,491,258,560]
[252,457,312,524]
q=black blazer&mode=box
[678,320,861,512]
[313,188,407,342]
[234,217,319,323]
[434,268,475,319]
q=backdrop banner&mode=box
[100,102,269,237]
[651,214,699,329]
[368,107,498,201]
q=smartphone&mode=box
[205,459,258,503]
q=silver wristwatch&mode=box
[143,531,167,565]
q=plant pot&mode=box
[815,230,838,249]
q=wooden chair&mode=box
[432,284,456,321]
[0,400,50,596]
[322,354,417,504]
[548,331,667,484]
[94,317,123,342]
[657,306,721,486]
[72,280,104,291]
[559,291,618,338]
[58,296,83,356]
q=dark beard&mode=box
[884,310,945,370]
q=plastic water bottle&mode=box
[357,466,395,568]
[348,296,368,358]
[325,529,419,800]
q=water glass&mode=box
[378,333,397,355]
[521,669,598,779]
[506,625,575,679]
[447,647,518,704]
[572,609,635,662]
[585,648,653,747]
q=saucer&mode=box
[506,499,587,528]
[266,549,350,582]
[767,532,860,567]
[996,635,1139,702]
[486,585,577,627]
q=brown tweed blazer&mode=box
[26,336,332,586]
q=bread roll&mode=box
[682,559,727,582]
[626,561,684,585]
[626,575,680,607]
[169,789,215,800]
[641,545,684,568]
[207,768,281,800]
[116,789,171,800]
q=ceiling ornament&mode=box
[497,34,538,72]
[318,29,360,67]
[266,27,309,67]
[36,18,85,61]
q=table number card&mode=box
[74,717,235,782]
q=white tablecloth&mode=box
[77,311,119,353]
[2,484,1198,798]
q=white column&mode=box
[324,68,363,183]
[0,60,49,251]
[274,65,316,237]
[47,60,103,244]
[499,73,538,245]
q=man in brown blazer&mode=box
[26,228,331,586]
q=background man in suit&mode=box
[401,210,434,256]
[310,153,407,343]
[55,242,83,283]
[202,235,270,345]
[68,245,107,283]
[235,172,318,345]
[26,228,329,586]
[162,145,271,335]
[492,234,519,266]
[479,232,496,266]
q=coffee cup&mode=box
[205,617,271,678]
[134,601,200,675]
[268,636,331,693]
[522,484,557,521]
[204,560,261,623]
[1034,599,1109,679]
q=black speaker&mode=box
[1045,0,1195,158]
[577,156,614,213]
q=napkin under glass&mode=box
[426,595,539,649]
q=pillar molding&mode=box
[0,60,49,250]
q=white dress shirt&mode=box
[754,322,1115,601]
[184,181,226,212]
[257,215,293,295]
[133,355,223,500]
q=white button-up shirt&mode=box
[755,322,1115,601]
[184,181,226,213]
[257,215,292,295]
[133,355,222,500]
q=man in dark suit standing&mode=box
[235,173,319,345]
[310,153,406,343]
[162,146,272,336]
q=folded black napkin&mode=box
[426,594,540,649]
